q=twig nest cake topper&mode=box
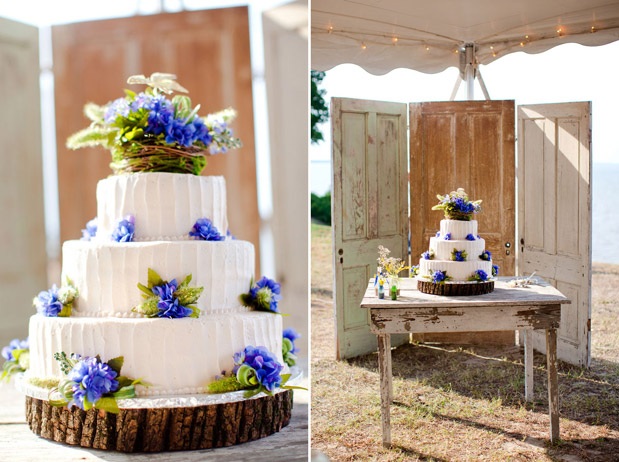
[67,72,242,175]
[432,188,482,221]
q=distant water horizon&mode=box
[311,160,618,264]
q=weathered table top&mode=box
[361,276,571,309]
[0,368,309,461]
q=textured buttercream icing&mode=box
[439,219,478,240]
[429,236,486,261]
[28,312,283,396]
[62,239,254,316]
[96,173,229,242]
[419,259,493,281]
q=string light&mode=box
[328,25,333,33]
[490,45,494,50]
[557,27,563,37]
[361,42,367,50]
[454,49,459,54]
[591,26,596,33]
[392,36,398,44]
[425,45,430,51]
[493,52,497,57]
[520,42,525,47]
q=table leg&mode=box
[377,334,392,448]
[545,328,560,443]
[524,330,534,401]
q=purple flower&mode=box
[411,265,420,276]
[480,250,491,261]
[68,357,119,409]
[432,270,447,284]
[473,270,488,282]
[492,265,500,277]
[283,328,301,354]
[111,215,135,242]
[81,217,98,241]
[165,118,197,147]
[444,233,451,240]
[422,251,433,260]
[466,234,476,241]
[191,117,213,146]
[1,337,29,362]
[189,218,224,241]
[152,279,193,318]
[435,231,441,238]
[477,234,481,239]
[34,285,63,317]
[234,346,284,392]
[453,251,466,262]
[104,97,130,123]
[250,277,282,313]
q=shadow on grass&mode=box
[390,444,450,462]
[348,342,619,434]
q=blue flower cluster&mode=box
[443,196,478,214]
[67,357,119,410]
[432,270,447,284]
[233,346,284,392]
[189,218,224,241]
[444,233,451,240]
[34,285,63,317]
[492,265,500,277]
[435,231,441,238]
[472,269,489,282]
[152,279,193,318]
[453,250,466,262]
[2,337,29,362]
[105,92,213,148]
[81,217,98,241]
[479,250,491,261]
[466,234,476,241]
[422,251,433,260]
[250,277,282,313]
[111,215,135,242]
[283,328,301,354]
[227,229,236,240]
[411,265,420,276]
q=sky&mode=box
[310,40,619,167]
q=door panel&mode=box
[332,98,409,359]
[518,102,591,366]
[410,101,516,345]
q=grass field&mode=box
[311,223,619,462]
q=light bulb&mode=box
[392,37,398,44]
[361,43,367,50]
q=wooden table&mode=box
[360,277,571,447]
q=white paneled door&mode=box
[518,103,592,366]
[331,98,409,359]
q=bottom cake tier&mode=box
[27,311,283,396]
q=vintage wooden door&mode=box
[518,103,592,367]
[0,18,47,347]
[409,101,516,344]
[332,98,409,359]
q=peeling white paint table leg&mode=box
[0,383,309,461]
[361,277,571,448]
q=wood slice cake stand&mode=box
[17,370,299,452]
[417,280,494,296]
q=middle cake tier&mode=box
[62,239,254,317]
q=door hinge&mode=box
[587,318,591,332]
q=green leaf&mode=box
[239,293,253,308]
[58,303,72,317]
[116,376,132,389]
[178,273,192,290]
[282,338,293,355]
[66,126,113,150]
[106,356,124,376]
[137,282,154,297]
[48,397,70,408]
[280,373,291,385]
[124,89,136,99]
[17,350,30,370]
[83,396,94,411]
[95,397,120,414]
[236,365,256,388]
[112,385,136,400]
[172,95,192,119]
[281,385,308,391]
[243,387,262,399]
[147,268,164,288]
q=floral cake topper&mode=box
[67,72,241,175]
[432,188,482,221]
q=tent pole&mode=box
[464,44,475,100]
[477,69,491,100]
[450,75,462,101]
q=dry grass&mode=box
[311,223,619,462]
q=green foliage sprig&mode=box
[1,349,29,382]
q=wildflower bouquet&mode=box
[67,73,242,175]
[431,188,482,221]
[377,245,410,279]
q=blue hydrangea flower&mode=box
[227,229,237,240]
[151,279,193,318]
[435,231,441,238]
[233,346,284,392]
[191,117,213,145]
[68,357,119,409]
[1,337,29,362]
[453,251,466,262]
[111,215,135,242]
[466,234,476,241]
[432,270,447,284]
[422,251,432,260]
[480,250,491,261]
[34,285,63,317]
[473,270,488,282]
[477,234,481,239]
[444,233,451,240]
[81,217,98,241]
[411,265,420,276]
[104,97,130,123]
[492,265,500,277]
[250,277,282,313]
[283,328,301,354]
[189,218,224,241]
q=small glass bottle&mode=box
[378,282,384,299]
[390,284,397,300]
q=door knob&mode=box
[505,242,511,248]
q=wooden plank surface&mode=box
[546,329,560,442]
[377,334,392,448]
[0,384,308,460]
[361,277,571,309]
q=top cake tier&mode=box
[95,173,229,242]
[439,219,478,240]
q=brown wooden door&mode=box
[518,103,592,366]
[52,8,260,273]
[409,101,516,344]
[332,98,409,359]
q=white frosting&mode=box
[429,237,486,261]
[439,219,478,240]
[28,312,284,396]
[62,239,254,316]
[419,258,493,281]
[96,173,229,242]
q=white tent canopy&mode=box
[312,0,619,76]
